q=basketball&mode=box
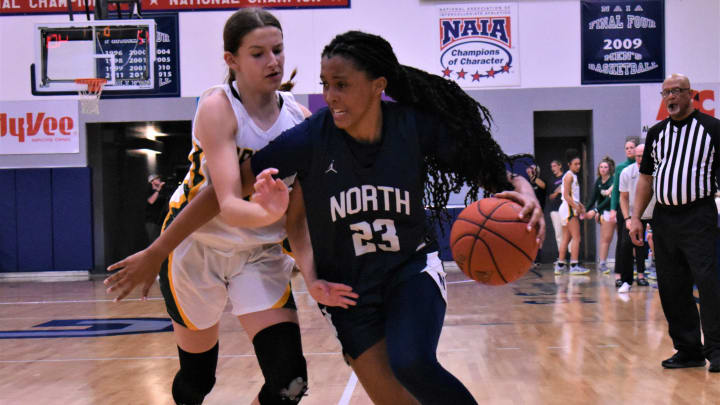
[450,197,539,285]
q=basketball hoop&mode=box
[75,78,107,115]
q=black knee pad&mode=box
[253,322,308,404]
[172,343,219,405]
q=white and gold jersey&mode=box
[164,83,305,251]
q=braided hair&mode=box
[322,31,512,225]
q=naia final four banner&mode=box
[581,0,665,84]
[438,2,520,88]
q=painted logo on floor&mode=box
[0,318,173,339]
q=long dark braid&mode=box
[322,31,512,225]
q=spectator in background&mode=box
[617,144,651,292]
[527,162,546,267]
[554,149,589,275]
[607,137,639,286]
[145,174,167,243]
[527,163,547,211]
[584,156,615,273]
[548,160,565,256]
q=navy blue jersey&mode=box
[251,102,451,294]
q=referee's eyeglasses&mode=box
[660,88,690,97]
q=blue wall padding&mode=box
[0,170,18,272]
[52,168,93,270]
[16,169,54,271]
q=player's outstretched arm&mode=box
[285,182,358,309]
[494,172,546,245]
[104,182,221,301]
[105,167,286,302]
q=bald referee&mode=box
[630,73,720,373]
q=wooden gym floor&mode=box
[1,263,718,405]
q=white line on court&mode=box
[0,298,164,305]
[337,371,358,405]
[0,349,471,364]
[447,280,476,285]
[0,352,345,364]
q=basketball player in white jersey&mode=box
[555,150,589,275]
[111,9,316,405]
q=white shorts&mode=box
[599,210,612,224]
[159,237,295,330]
[558,201,577,226]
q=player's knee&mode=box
[253,322,308,404]
[172,343,218,405]
[388,350,438,388]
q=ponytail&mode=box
[279,68,298,92]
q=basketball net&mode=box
[75,78,107,115]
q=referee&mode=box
[630,73,720,373]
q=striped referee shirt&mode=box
[640,109,720,206]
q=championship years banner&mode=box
[438,3,520,88]
[0,0,348,15]
[581,0,664,84]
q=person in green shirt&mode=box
[584,156,615,273]
[608,137,639,286]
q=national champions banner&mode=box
[581,0,664,85]
[0,0,348,15]
[438,3,519,88]
[0,101,79,154]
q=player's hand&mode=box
[585,210,596,220]
[252,168,289,222]
[577,203,586,215]
[307,279,358,309]
[494,190,546,245]
[609,210,617,223]
[628,217,644,246]
[104,247,165,302]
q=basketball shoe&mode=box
[553,261,566,275]
[569,263,590,275]
[597,261,608,273]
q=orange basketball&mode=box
[450,197,539,285]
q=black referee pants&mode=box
[617,219,649,285]
[653,198,720,360]
[613,210,625,275]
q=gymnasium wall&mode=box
[1,0,719,100]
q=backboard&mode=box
[32,19,157,94]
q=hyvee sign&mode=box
[0,101,79,154]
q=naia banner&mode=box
[438,2,520,88]
[581,0,665,84]
[0,101,79,154]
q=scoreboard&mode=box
[34,20,156,92]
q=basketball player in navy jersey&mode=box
[106,31,544,404]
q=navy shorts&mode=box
[319,251,447,359]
